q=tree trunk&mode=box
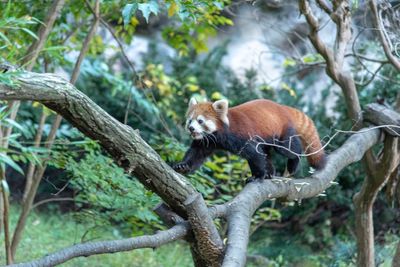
[353,183,377,266]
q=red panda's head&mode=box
[185,98,229,140]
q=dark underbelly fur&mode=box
[172,127,303,181]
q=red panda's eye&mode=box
[198,119,204,124]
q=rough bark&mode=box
[0,71,199,213]
[364,103,400,137]
[185,193,224,267]
[0,70,224,265]
[354,136,399,267]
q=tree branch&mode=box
[222,125,382,266]
[0,70,225,264]
[369,0,400,72]
[364,103,400,137]
[299,0,362,124]
[0,71,195,216]
[8,223,189,267]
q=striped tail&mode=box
[291,110,326,170]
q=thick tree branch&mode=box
[0,70,223,264]
[184,193,224,267]
[222,126,382,266]
[8,223,189,267]
[364,103,400,137]
[0,71,196,216]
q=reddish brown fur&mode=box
[190,99,325,168]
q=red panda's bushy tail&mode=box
[291,110,326,170]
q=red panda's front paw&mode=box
[172,163,191,174]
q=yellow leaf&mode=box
[143,79,153,87]
[281,82,297,98]
[168,2,178,17]
[32,101,42,108]
[211,92,222,100]
[188,84,199,92]
[130,17,139,27]
[43,106,55,116]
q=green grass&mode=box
[0,206,193,267]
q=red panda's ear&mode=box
[212,99,229,125]
[189,97,198,108]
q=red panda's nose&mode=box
[189,126,195,132]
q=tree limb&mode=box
[298,0,362,124]
[369,0,400,72]
[221,126,382,266]
[8,223,189,267]
[364,103,400,137]
[0,70,223,264]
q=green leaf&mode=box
[4,118,29,136]
[138,1,159,23]
[0,31,11,45]
[213,1,224,9]
[0,153,23,175]
[122,3,138,26]
[1,180,10,195]
[21,28,38,40]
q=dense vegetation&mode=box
[0,0,399,266]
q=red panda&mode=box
[173,98,326,181]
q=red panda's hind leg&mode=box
[274,127,302,176]
[240,143,274,183]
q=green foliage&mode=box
[48,138,161,235]
[0,1,39,62]
[0,206,193,267]
[122,0,233,55]
[0,104,50,175]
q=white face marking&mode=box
[186,114,217,140]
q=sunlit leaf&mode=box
[0,153,23,175]
[138,1,159,23]
[122,3,138,26]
